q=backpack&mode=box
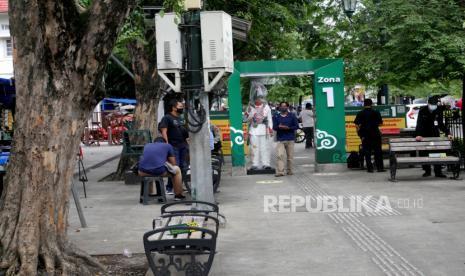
[347,151,361,169]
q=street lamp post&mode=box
[342,0,358,18]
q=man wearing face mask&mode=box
[159,99,189,193]
[415,97,452,177]
[273,102,299,176]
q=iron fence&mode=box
[444,109,462,140]
[444,109,465,168]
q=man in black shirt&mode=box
[354,99,385,173]
[415,97,452,177]
[159,99,189,193]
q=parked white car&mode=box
[406,103,427,128]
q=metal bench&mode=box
[143,201,219,276]
[122,130,152,185]
[122,130,152,157]
[389,137,461,181]
[160,201,219,216]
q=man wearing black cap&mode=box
[354,99,385,173]
[415,97,452,177]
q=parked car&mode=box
[406,103,427,128]
[413,98,427,104]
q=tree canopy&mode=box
[108,0,465,100]
[347,0,465,92]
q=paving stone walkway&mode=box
[69,143,465,275]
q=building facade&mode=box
[0,1,12,79]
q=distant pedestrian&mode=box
[354,99,385,173]
[415,97,452,178]
[298,103,314,148]
[456,98,462,110]
[289,105,298,117]
[273,102,299,177]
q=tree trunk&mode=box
[113,40,162,180]
[0,1,133,275]
[128,40,161,136]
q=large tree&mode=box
[346,0,465,87]
[0,1,134,275]
[112,1,166,180]
[116,1,164,136]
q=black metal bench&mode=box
[143,201,220,276]
[122,130,152,185]
[389,137,461,181]
[122,130,152,157]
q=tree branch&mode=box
[76,0,136,90]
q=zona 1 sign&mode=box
[317,77,341,83]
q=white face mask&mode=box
[428,104,437,111]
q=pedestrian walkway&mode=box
[78,143,122,170]
[69,143,465,275]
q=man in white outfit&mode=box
[247,94,273,170]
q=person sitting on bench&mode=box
[138,137,185,200]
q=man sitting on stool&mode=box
[138,137,185,200]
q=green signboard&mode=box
[313,60,346,163]
[345,105,407,117]
[345,105,408,153]
[227,69,245,166]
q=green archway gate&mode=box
[227,59,346,168]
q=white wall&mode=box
[0,14,9,38]
[0,13,13,78]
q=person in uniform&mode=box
[415,97,452,177]
[354,99,385,173]
[246,82,273,170]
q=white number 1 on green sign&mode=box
[322,87,335,108]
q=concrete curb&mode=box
[73,154,121,178]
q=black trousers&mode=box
[361,136,383,171]
[419,151,443,175]
[303,127,314,148]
